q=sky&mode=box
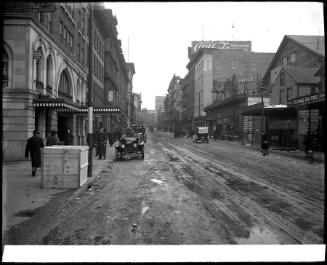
[103,2,324,110]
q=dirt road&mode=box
[5,132,324,244]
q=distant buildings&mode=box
[161,36,325,151]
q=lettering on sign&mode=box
[247,97,270,106]
[288,93,325,106]
[192,41,251,53]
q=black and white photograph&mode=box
[1,1,325,262]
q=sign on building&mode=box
[247,97,270,106]
[191,40,252,53]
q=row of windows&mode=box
[93,82,103,106]
[214,60,256,70]
[94,31,104,58]
[59,21,74,53]
[282,52,296,66]
[94,55,104,82]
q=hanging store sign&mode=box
[192,41,251,53]
[288,93,325,106]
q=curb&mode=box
[63,158,114,205]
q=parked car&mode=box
[115,128,145,160]
[193,127,209,143]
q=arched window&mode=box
[2,49,9,88]
[58,70,72,98]
[46,56,53,86]
[35,47,44,90]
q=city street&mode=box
[5,131,324,245]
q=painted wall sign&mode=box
[192,41,252,53]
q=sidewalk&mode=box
[2,145,116,236]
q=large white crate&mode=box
[41,146,89,189]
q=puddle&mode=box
[150,179,164,185]
[234,226,280,244]
[141,206,149,216]
[14,209,36,217]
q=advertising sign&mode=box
[288,93,325,106]
[247,97,270,106]
[192,40,252,53]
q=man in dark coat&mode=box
[96,128,107,159]
[261,132,269,156]
[46,130,59,146]
[25,130,45,176]
[64,128,74,145]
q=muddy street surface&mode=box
[5,132,324,244]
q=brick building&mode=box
[188,40,274,140]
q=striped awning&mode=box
[33,98,121,114]
[33,98,80,111]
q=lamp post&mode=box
[87,3,94,178]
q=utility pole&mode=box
[87,3,94,178]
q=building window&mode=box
[289,52,296,65]
[286,87,292,102]
[35,48,43,83]
[232,60,237,69]
[58,70,72,98]
[251,62,256,70]
[282,56,288,66]
[46,55,53,88]
[280,71,285,86]
[2,49,9,88]
[59,21,63,43]
[279,89,284,104]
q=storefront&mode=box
[287,93,325,151]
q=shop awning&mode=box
[241,103,290,116]
[77,106,121,115]
[33,97,80,111]
[33,97,121,114]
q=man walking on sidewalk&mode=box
[25,130,44,176]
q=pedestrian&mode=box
[303,132,313,156]
[46,130,59,146]
[25,130,45,177]
[64,128,74,145]
[261,132,269,156]
[108,132,114,146]
[96,128,107,159]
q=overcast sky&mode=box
[103,2,324,110]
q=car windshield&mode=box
[123,128,136,137]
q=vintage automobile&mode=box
[115,128,145,160]
[192,127,209,143]
[131,124,147,143]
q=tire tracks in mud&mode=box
[157,138,323,244]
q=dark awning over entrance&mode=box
[33,97,80,111]
[33,97,121,114]
[241,103,294,116]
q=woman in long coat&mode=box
[25,130,45,176]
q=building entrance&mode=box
[58,113,73,144]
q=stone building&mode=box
[2,3,90,161]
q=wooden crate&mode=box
[41,146,89,189]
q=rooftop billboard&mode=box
[191,40,252,53]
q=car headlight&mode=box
[140,142,144,145]
[122,144,125,148]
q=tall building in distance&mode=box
[155,96,165,111]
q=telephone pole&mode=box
[87,3,94,178]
